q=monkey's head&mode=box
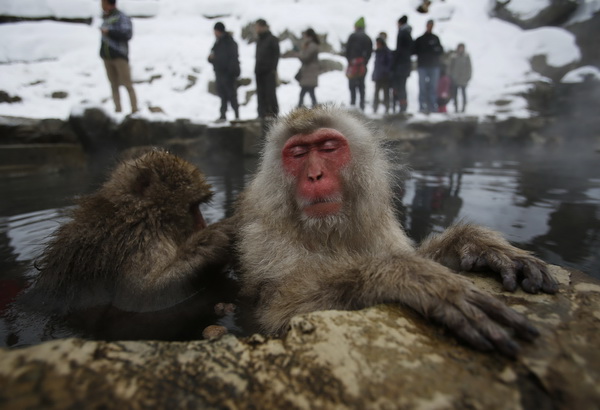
[250,106,394,236]
[101,150,213,235]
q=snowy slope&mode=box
[0,0,591,123]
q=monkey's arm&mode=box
[344,254,539,357]
[417,223,558,294]
[172,221,234,274]
[115,223,233,312]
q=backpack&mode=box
[346,57,366,79]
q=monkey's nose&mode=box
[307,170,323,181]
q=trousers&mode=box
[103,58,138,113]
[417,66,440,113]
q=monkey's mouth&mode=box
[300,197,342,218]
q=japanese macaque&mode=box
[25,150,234,329]
[234,106,558,357]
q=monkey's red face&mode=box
[282,128,351,218]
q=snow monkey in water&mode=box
[25,150,235,340]
[234,105,558,357]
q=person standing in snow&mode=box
[372,37,393,114]
[254,19,280,119]
[413,19,444,114]
[209,22,240,122]
[345,17,373,111]
[391,15,413,113]
[100,0,138,114]
[448,43,472,113]
[294,28,320,108]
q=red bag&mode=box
[346,57,366,79]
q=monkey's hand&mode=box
[417,224,559,294]
[420,277,539,358]
[187,222,233,260]
[378,259,541,358]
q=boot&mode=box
[400,99,407,113]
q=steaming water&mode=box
[0,143,598,347]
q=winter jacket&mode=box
[372,46,393,82]
[298,39,319,88]
[345,28,373,64]
[413,32,443,68]
[255,31,280,75]
[100,8,132,61]
[393,24,413,67]
[448,52,472,86]
[209,32,240,78]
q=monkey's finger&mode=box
[540,268,559,294]
[499,266,518,293]
[431,305,494,352]
[520,261,543,294]
[468,291,539,342]
[457,301,521,358]
[480,251,516,280]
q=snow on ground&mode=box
[0,0,585,123]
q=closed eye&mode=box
[287,146,309,158]
[320,140,341,152]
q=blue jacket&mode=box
[372,46,393,81]
[100,9,133,61]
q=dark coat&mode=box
[345,28,373,64]
[255,30,280,75]
[393,24,413,67]
[413,31,444,68]
[372,46,393,82]
[209,32,240,78]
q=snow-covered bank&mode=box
[0,0,589,123]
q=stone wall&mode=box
[1,266,599,409]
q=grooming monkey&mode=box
[25,150,234,339]
[234,106,558,356]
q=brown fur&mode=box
[235,106,557,356]
[28,150,233,314]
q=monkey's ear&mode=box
[132,167,153,196]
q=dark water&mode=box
[0,141,599,347]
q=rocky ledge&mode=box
[0,265,598,409]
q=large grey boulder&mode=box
[490,0,579,29]
[0,265,599,409]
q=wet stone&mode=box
[0,265,599,409]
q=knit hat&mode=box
[399,15,408,24]
[214,22,225,32]
[355,17,365,29]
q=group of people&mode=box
[99,0,472,121]
[354,16,473,115]
[210,19,281,122]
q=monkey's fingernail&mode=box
[521,279,540,294]
[542,280,559,294]
[502,277,517,292]
[520,323,540,341]
[498,339,520,359]
[456,327,493,352]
